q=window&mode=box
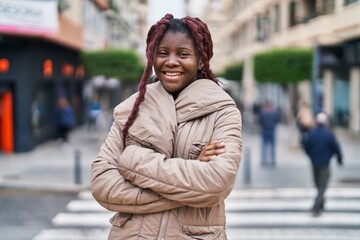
[273,4,281,32]
[323,0,335,14]
[345,0,359,5]
[289,1,298,27]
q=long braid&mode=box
[122,14,173,145]
[182,17,218,84]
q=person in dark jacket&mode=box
[258,101,280,166]
[55,97,75,142]
[302,112,343,217]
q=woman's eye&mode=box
[179,52,189,57]
[158,51,167,56]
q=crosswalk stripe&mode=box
[226,212,360,227]
[51,209,360,228]
[78,191,94,200]
[32,228,109,240]
[52,212,113,227]
[66,200,107,212]
[80,188,360,201]
[67,199,360,213]
[226,228,360,240]
[228,188,360,198]
[225,199,360,211]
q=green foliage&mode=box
[253,48,313,83]
[80,49,144,84]
[219,62,244,81]
[58,0,70,13]
[109,0,119,13]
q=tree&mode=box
[254,48,313,141]
[80,49,144,85]
[218,62,244,81]
[254,48,312,83]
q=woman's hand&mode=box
[197,140,225,162]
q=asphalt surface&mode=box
[1,120,359,240]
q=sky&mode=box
[147,0,186,25]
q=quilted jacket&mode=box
[90,79,242,239]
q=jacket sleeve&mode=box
[90,120,182,214]
[117,107,242,208]
[329,132,342,162]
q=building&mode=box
[106,0,146,50]
[0,0,110,153]
[197,0,360,134]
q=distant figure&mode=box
[55,97,74,142]
[258,101,280,166]
[302,112,343,217]
[296,101,315,142]
[88,96,101,131]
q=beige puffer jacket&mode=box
[91,79,242,239]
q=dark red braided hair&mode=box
[122,14,218,145]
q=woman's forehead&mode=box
[158,31,195,47]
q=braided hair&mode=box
[122,13,218,145]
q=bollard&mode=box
[74,149,82,185]
[243,147,251,184]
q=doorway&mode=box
[0,91,14,153]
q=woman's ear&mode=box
[198,60,204,70]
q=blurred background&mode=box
[0,0,359,153]
[0,0,360,240]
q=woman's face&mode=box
[154,31,204,93]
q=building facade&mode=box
[198,0,360,133]
[0,0,111,153]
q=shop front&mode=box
[320,38,360,132]
[0,36,85,153]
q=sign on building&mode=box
[0,0,58,36]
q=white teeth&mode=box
[165,72,181,76]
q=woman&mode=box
[91,14,242,239]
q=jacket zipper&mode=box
[157,211,169,240]
[157,124,177,239]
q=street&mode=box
[0,189,76,240]
[0,123,360,240]
[31,187,360,240]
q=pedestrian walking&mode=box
[90,14,242,239]
[258,101,280,166]
[302,112,343,217]
[55,97,74,143]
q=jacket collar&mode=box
[175,79,235,123]
[114,79,235,157]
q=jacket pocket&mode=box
[110,212,132,227]
[182,225,226,240]
[188,142,206,160]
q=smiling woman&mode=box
[90,13,243,240]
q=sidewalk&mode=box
[0,123,359,192]
[0,126,102,192]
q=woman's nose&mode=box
[165,54,179,66]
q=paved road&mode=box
[32,187,360,240]
[0,189,76,240]
[1,121,360,240]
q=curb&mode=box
[0,179,89,193]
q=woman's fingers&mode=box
[197,140,225,162]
